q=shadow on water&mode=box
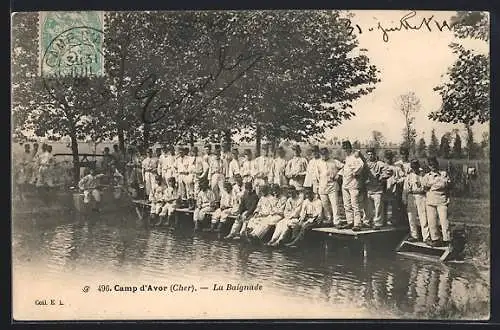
[12,208,490,320]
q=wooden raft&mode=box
[395,235,453,262]
[312,226,408,239]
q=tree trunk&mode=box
[143,123,150,151]
[270,136,278,157]
[118,125,125,155]
[255,125,262,157]
[189,131,194,147]
[70,132,80,186]
[223,129,232,149]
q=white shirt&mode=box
[285,156,308,178]
[340,154,364,190]
[317,158,344,194]
[304,158,320,188]
[254,155,273,179]
[271,157,287,185]
[227,159,240,180]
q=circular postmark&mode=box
[41,26,110,110]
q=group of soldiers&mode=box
[13,142,71,195]
[118,140,452,248]
[13,139,452,248]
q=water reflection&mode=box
[12,212,489,319]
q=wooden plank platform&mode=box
[312,226,408,239]
[396,237,453,262]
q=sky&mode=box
[323,10,490,144]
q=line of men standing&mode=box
[122,140,451,247]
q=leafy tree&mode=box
[439,132,451,159]
[416,137,427,158]
[452,129,462,158]
[431,11,489,126]
[12,12,111,183]
[396,91,420,156]
[465,125,478,159]
[428,129,439,157]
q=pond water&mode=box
[12,209,490,320]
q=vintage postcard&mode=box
[11,10,490,320]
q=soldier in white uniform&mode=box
[364,148,387,229]
[339,141,365,231]
[187,146,204,209]
[240,149,256,185]
[270,146,288,187]
[404,159,429,243]
[226,149,241,184]
[158,145,177,184]
[303,145,321,193]
[286,145,308,191]
[29,143,40,185]
[176,147,189,200]
[316,147,344,227]
[208,147,224,200]
[253,144,273,195]
[422,156,452,247]
[141,149,158,200]
[193,178,217,231]
[208,181,235,232]
[36,144,55,188]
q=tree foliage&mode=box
[439,132,451,159]
[452,129,462,158]
[428,129,439,157]
[431,11,489,126]
[13,11,379,169]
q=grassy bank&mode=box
[448,197,490,271]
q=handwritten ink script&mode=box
[344,11,453,42]
[134,51,262,126]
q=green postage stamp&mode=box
[39,11,105,78]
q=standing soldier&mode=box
[15,144,32,200]
[339,141,364,231]
[141,148,157,200]
[199,144,212,184]
[187,146,204,210]
[380,149,405,226]
[176,147,189,200]
[286,145,308,191]
[317,147,344,227]
[36,144,55,188]
[254,143,273,195]
[226,149,241,184]
[422,156,451,247]
[158,145,177,184]
[240,149,256,185]
[395,146,412,224]
[303,145,321,194]
[30,142,40,186]
[364,148,387,229]
[208,146,224,200]
[270,146,288,187]
[405,159,429,243]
